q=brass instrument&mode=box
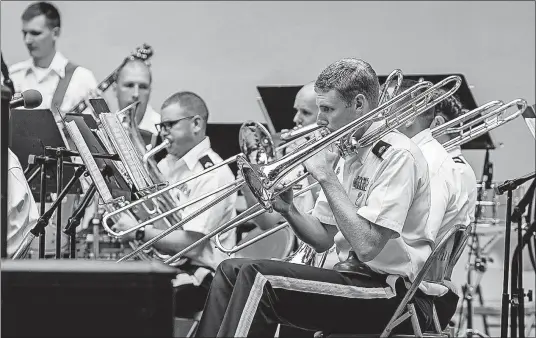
[238,75,462,212]
[151,75,462,265]
[433,98,527,151]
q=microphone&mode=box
[9,89,42,109]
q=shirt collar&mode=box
[27,51,68,78]
[410,128,434,147]
[182,137,212,171]
[137,105,161,134]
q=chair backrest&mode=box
[234,226,295,260]
[423,224,471,283]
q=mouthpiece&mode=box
[143,139,170,163]
[280,124,324,142]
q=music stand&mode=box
[9,109,81,201]
[63,115,132,202]
[521,104,535,139]
[206,123,269,177]
[256,85,302,134]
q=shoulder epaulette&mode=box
[372,140,392,160]
[8,60,31,74]
[199,155,215,169]
[452,156,465,164]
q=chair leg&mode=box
[380,310,412,337]
[432,303,442,333]
[408,303,423,337]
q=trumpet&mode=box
[434,98,527,151]
[156,75,462,265]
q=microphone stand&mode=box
[12,165,86,259]
[63,183,97,259]
[496,171,536,338]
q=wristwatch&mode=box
[135,227,146,241]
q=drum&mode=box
[233,226,295,260]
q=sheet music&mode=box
[99,113,153,190]
[94,128,134,187]
[65,121,114,203]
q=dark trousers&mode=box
[195,258,437,338]
[174,274,214,319]
[434,288,460,330]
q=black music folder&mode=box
[378,73,495,150]
[9,109,81,200]
[257,85,302,133]
[206,123,269,177]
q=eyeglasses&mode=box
[155,116,196,133]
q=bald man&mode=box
[292,81,318,127]
[112,91,237,319]
[114,59,160,137]
[242,82,319,231]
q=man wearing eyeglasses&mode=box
[112,91,237,319]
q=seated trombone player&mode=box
[429,92,478,329]
[240,82,319,235]
[395,81,473,331]
[194,58,449,337]
[112,91,237,318]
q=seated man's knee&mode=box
[217,258,251,284]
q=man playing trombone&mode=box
[112,91,237,319]
[194,58,450,337]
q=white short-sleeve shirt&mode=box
[448,146,478,223]
[157,137,237,270]
[9,51,98,115]
[412,130,471,241]
[312,123,432,287]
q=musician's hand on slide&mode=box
[272,180,294,215]
[111,213,139,242]
[303,147,338,182]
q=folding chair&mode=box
[315,224,472,338]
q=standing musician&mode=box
[113,58,160,139]
[429,91,478,329]
[112,91,238,319]
[8,2,100,258]
[9,2,99,116]
[193,58,448,337]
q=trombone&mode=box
[438,98,527,151]
[157,75,462,265]
[218,97,527,258]
[113,121,321,262]
[237,75,462,212]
